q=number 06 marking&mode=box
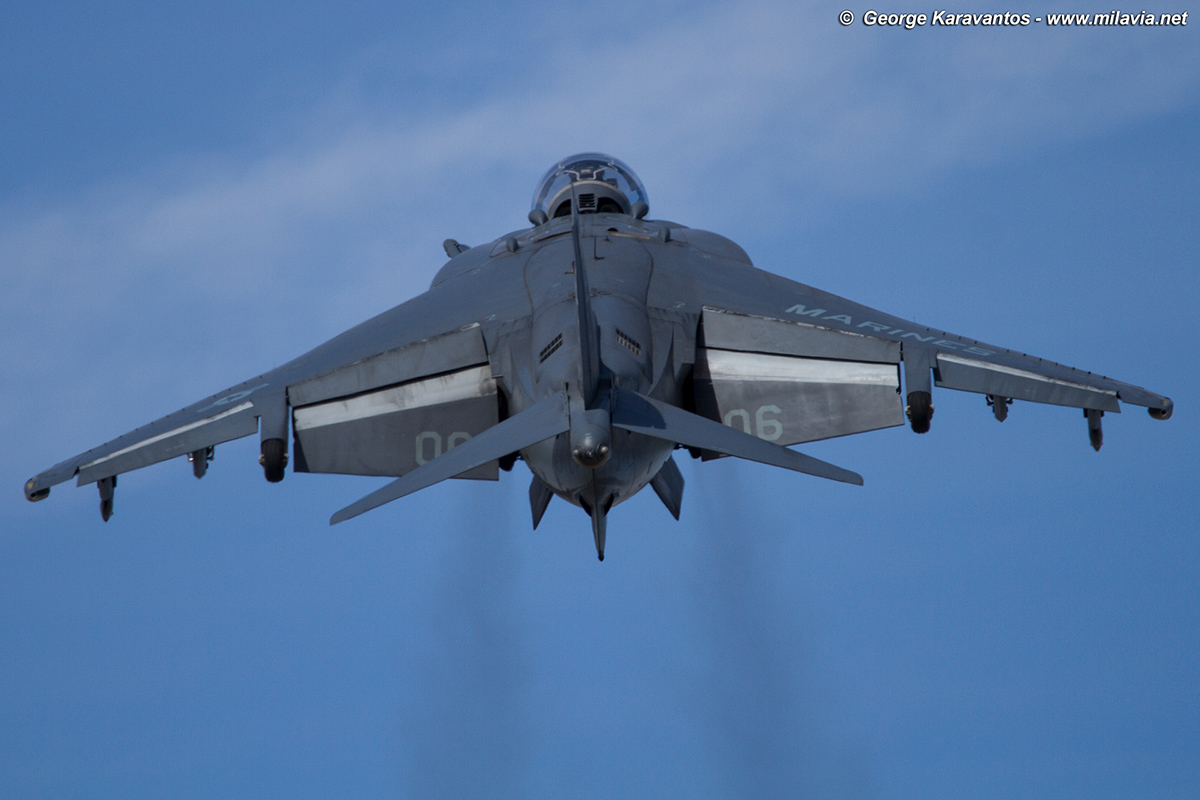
[722,405,783,441]
[415,431,473,465]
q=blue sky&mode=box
[3,2,1198,797]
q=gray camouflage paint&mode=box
[24,165,1174,549]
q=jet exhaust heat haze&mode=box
[25,153,1174,560]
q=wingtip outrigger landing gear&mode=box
[1149,398,1173,420]
[24,479,49,502]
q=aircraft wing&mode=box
[25,256,533,514]
[648,230,1172,447]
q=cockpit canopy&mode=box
[531,153,649,219]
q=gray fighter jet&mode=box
[25,153,1174,559]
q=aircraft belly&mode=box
[597,429,673,508]
[521,429,672,509]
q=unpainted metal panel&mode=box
[293,366,499,479]
[701,308,900,363]
[694,348,903,446]
[936,353,1120,412]
[288,324,488,408]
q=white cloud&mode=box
[4,0,1197,462]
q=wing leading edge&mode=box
[645,237,1172,448]
[25,258,532,516]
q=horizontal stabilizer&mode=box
[331,391,570,524]
[611,387,863,486]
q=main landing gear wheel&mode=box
[906,391,934,434]
[260,438,288,483]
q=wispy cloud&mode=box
[5,0,1197,461]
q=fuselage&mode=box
[426,207,756,528]
[517,218,673,515]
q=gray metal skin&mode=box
[24,166,1174,560]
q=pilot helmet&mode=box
[531,153,649,220]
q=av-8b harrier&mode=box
[25,154,1174,559]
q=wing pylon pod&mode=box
[189,446,214,479]
[1086,408,1104,451]
[98,475,116,522]
[987,395,1011,423]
